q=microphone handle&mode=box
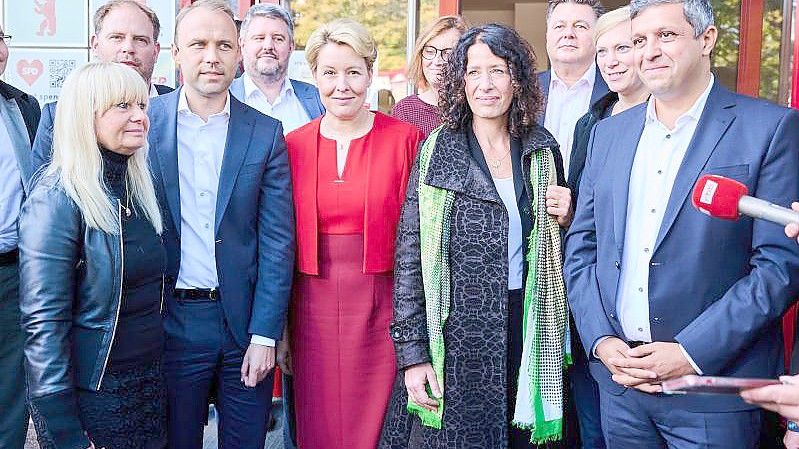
[738,196,799,226]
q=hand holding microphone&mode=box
[691,175,799,241]
[785,202,799,244]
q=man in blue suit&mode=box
[30,0,172,174]
[564,0,799,447]
[147,1,294,447]
[230,4,323,135]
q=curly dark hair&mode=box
[439,23,544,137]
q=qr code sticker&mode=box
[49,59,76,89]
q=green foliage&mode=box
[292,0,439,72]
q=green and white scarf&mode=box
[407,127,572,443]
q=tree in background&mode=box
[291,0,439,72]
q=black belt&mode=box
[173,288,219,300]
[0,249,18,266]
[627,340,649,348]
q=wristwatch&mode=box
[788,421,799,432]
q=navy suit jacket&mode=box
[564,82,799,411]
[30,84,174,176]
[229,77,324,121]
[147,89,296,347]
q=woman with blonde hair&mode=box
[391,15,468,137]
[20,62,166,449]
[279,18,422,449]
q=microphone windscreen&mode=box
[691,174,748,220]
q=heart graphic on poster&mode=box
[17,60,44,86]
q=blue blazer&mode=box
[564,82,799,411]
[229,77,324,120]
[30,84,174,176]
[147,89,296,347]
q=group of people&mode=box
[2,0,799,449]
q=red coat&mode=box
[286,112,423,275]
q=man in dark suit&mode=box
[0,26,40,449]
[538,2,608,447]
[147,1,294,447]
[31,0,172,174]
[565,0,799,447]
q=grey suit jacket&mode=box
[0,80,40,193]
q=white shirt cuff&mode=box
[250,335,276,347]
[678,343,703,375]
[592,336,613,358]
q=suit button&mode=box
[653,317,661,323]
[609,313,616,319]
[614,261,620,269]
[215,239,222,245]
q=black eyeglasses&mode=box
[0,34,11,43]
[421,45,452,61]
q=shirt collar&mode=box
[550,62,596,90]
[178,88,231,119]
[645,74,715,127]
[242,72,293,102]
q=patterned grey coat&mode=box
[379,125,566,449]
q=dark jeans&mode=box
[0,261,28,449]
[164,299,274,449]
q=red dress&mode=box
[288,113,422,449]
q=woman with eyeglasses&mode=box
[391,16,468,138]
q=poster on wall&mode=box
[4,49,89,105]
[90,0,176,46]
[151,49,175,88]
[5,0,88,47]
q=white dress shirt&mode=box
[0,116,22,253]
[543,64,596,175]
[175,90,273,347]
[242,73,310,135]
[615,75,715,373]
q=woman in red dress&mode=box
[280,19,423,449]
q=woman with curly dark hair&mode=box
[380,23,573,449]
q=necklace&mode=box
[122,181,132,218]
[488,149,511,169]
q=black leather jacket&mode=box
[18,172,124,449]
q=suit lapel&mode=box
[291,80,322,119]
[0,96,33,193]
[537,70,551,125]
[215,97,253,232]
[653,84,735,252]
[590,69,609,106]
[152,92,182,236]
[612,107,646,256]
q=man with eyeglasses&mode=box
[0,25,41,449]
[230,4,323,135]
[31,0,172,174]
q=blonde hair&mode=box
[49,62,162,235]
[305,19,377,73]
[174,0,234,45]
[594,6,632,45]
[408,16,468,90]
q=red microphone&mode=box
[692,174,799,226]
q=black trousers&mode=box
[0,261,27,449]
